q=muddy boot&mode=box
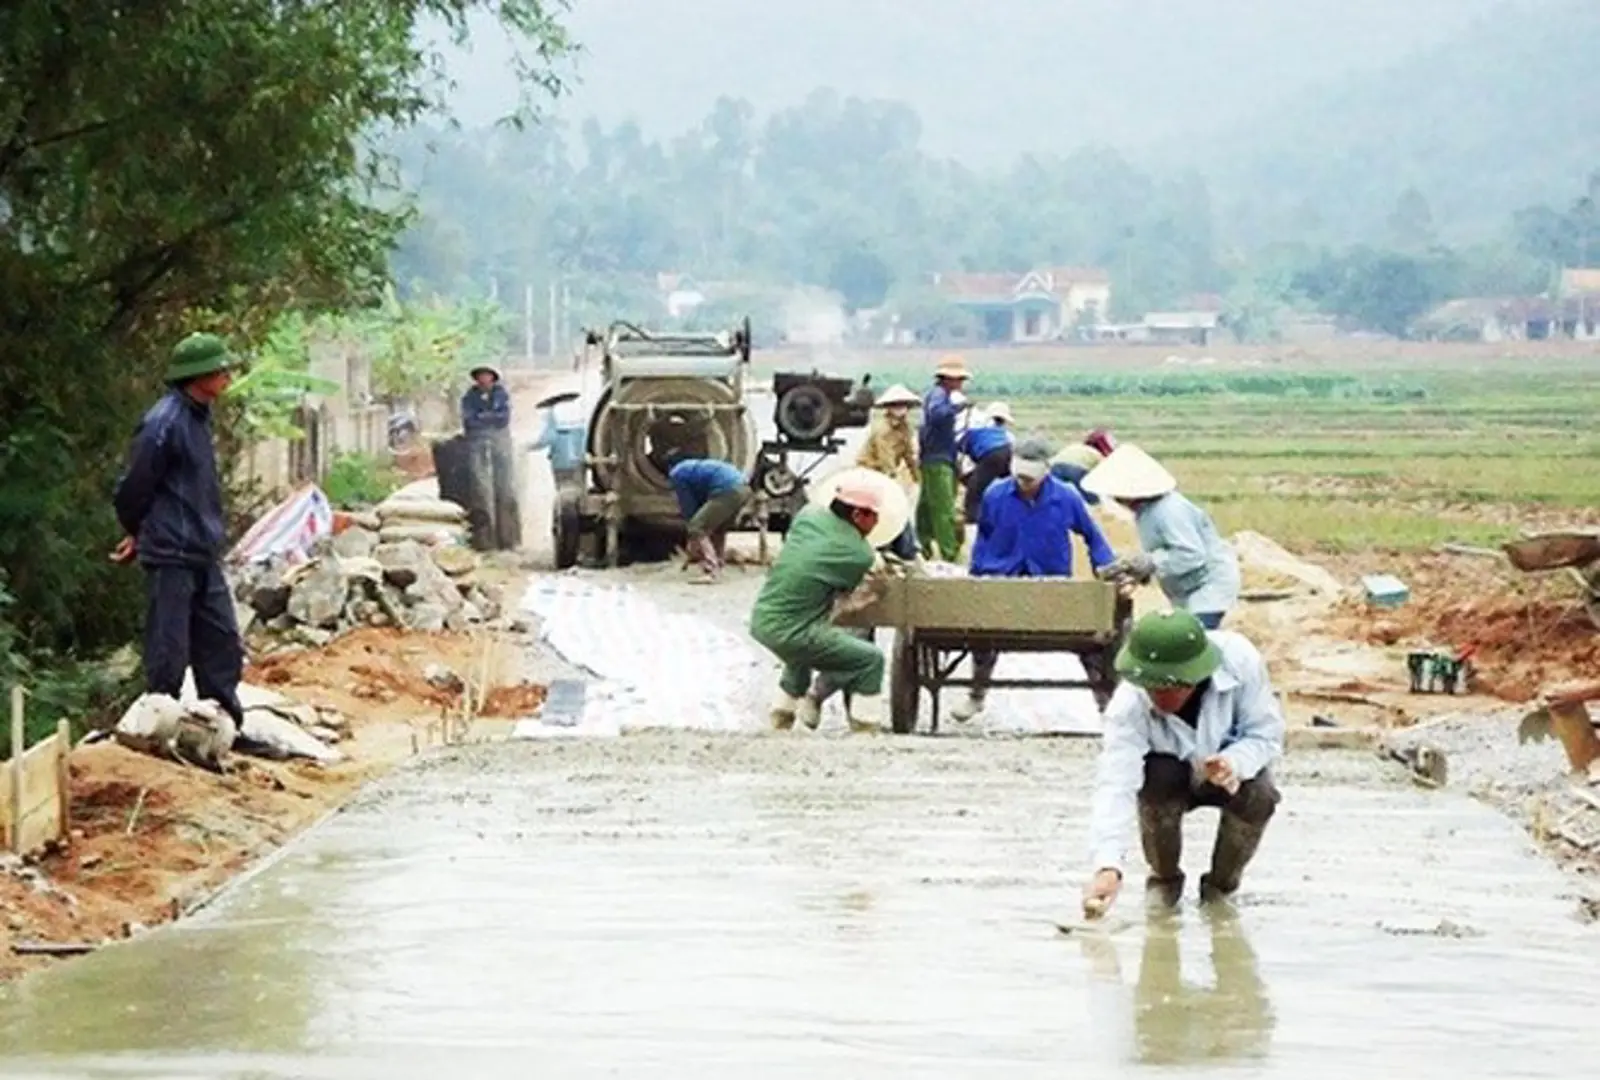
[769,688,799,731]
[846,692,887,734]
[1140,798,1186,908]
[949,692,985,723]
[796,693,823,731]
[1200,812,1267,903]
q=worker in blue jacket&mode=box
[111,333,248,733]
[667,454,753,581]
[460,364,520,551]
[526,398,588,489]
[957,400,1016,527]
[951,435,1118,723]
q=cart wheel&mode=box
[552,488,582,570]
[889,631,919,735]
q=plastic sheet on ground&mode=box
[229,484,333,565]
[512,575,767,738]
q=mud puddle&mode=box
[0,737,1594,1078]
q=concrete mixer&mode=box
[552,319,873,568]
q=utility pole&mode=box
[548,280,558,359]
[523,284,535,365]
[560,283,572,357]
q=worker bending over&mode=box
[950,436,1117,722]
[1049,442,1104,506]
[958,401,1015,527]
[1085,444,1240,629]
[916,355,972,561]
[667,454,753,582]
[1082,610,1284,917]
[750,470,905,734]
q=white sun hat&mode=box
[808,466,912,548]
[1081,443,1178,501]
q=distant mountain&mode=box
[1191,0,1600,247]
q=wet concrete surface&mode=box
[2,737,1596,1078]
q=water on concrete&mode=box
[1,737,1595,1079]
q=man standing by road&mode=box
[111,332,247,731]
[1081,610,1285,917]
[461,364,520,551]
[750,471,903,735]
[667,454,753,582]
[950,436,1118,723]
[915,355,972,562]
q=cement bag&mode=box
[114,693,236,771]
[376,496,467,524]
[379,523,468,546]
[238,710,343,765]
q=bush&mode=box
[323,453,402,509]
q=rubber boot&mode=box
[1200,812,1267,902]
[1140,798,1187,908]
[847,692,887,734]
[770,688,799,731]
[796,693,823,731]
[949,692,985,722]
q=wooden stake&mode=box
[10,686,24,855]
[55,718,71,839]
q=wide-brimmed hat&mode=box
[469,364,501,381]
[934,355,970,381]
[1081,443,1177,501]
[1115,610,1222,689]
[1052,443,1104,471]
[985,401,1014,424]
[873,383,920,408]
[809,466,911,548]
[165,333,240,383]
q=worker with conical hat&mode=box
[956,400,1015,527]
[111,332,249,734]
[915,355,972,561]
[1084,444,1239,628]
[749,469,909,735]
[1081,610,1284,917]
[857,383,921,489]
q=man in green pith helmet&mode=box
[111,332,248,731]
[1081,609,1285,918]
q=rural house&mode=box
[929,267,1111,343]
[1415,295,1600,343]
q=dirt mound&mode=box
[478,682,548,718]
[1329,552,1597,702]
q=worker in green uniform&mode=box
[750,474,891,734]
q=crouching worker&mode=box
[749,469,909,734]
[667,454,753,581]
[1082,610,1284,917]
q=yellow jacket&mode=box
[857,418,919,485]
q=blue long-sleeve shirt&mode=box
[958,424,1012,462]
[1049,461,1101,506]
[112,389,228,568]
[970,475,1116,578]
[528,408,587,472]
[461,384,511,435]
[918,386,964,465]
[668,459,747,519]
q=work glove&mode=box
[1097,553,1156,586]
[948,390,970,410]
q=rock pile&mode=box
[233,495,502,645]
[110,683,354,770]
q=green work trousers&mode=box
[916,461,962,561]
[687,484,752,539]
[768,623,886,699]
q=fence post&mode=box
[55,718,72,839]
[9,686,23,855]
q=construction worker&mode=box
[1049,443,1104,506]
[667,454,753,581]
[1085,444,1240,629]
[111,332,248,733]
[950,436,1118,722]
[958,400,1015,527]
[855,383,922,559]
[460,364,520,551]
[525,395,588,491]
[1082,609,1285,917]
[916,355,972,561]
[750,468,908,735]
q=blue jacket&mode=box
[668,459,747,519]
[461,384,511,435]
[970,475,1116,578]
[918,386,963,465]
[1049,461,1101,506]
[113,389,228,568]
[958,424,1012,462]
[529,409,587,472]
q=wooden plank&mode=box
[0,724,66,856]
[7,686,21,854]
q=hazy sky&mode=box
[445,0,1523,162]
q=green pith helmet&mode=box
[1114,609,1222,689]
[165,333,239,383]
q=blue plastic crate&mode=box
[1361,573,1410,609]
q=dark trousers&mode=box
[962,448,1013,524]
[1139,752,1279,887]
[1194,611,1225,630]
[468,430,521,551]
[144,563,245,724]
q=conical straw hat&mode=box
[808,466,911,548]
[1081,443,1178,501]
[1051,443,1104,471]
[873,383,920,408]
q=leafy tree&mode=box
[827,248,892,312]
[0,2,570,681]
